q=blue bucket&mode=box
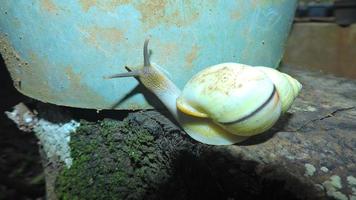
[0,0,297,110]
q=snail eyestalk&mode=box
[143,39,150,67]
[105,39,152,79]
[104,66,139,79]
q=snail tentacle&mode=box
[104,67,139,79]
[106,39,151,79]
[143,39,150,67]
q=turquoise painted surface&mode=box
[0,0,297,110]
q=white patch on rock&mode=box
[306,106,317,112]
[349,176,356,199]
[304,163,316,176]
[330,175,343,189]
[347,176,356,186]
[320,166,329,173]
[34,119,80,168]
[5,103,79,168]
[328,191,348,200]
[322,175,347,200]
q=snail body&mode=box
[107,40,301,145]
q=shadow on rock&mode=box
[238,112,294,146]
[150,147,321,200]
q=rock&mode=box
[7,67,356,199]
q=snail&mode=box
[106,39,302,145]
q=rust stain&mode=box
[0,37,45,99]
[79,0,200,28]
[93,27,124,44]
[136,0,167,28]
[161,42,178,56]
[251,0,287,9]
[0,35,27,91]
[81,26,124,52]
[64,65,80,82]
[106,0,131,10]
[40,0,59,12]
[154,41,178,66]
[79,0,97,11]
[251,0,259,8]
[0,35,110,108]
[62,66,110,108]
[26,52,55,101]
[185,44,200,68]
[63,66,86,93]
[135,0,199,29]
[63,66,82,89]
[78,0,130,12]
[230,10,242,20]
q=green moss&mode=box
[55,118,159,200]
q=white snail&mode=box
[106,39,301,145]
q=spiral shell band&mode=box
[220,85,277,125]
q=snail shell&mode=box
[176,63,301,137]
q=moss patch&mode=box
[55,116,165,200]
